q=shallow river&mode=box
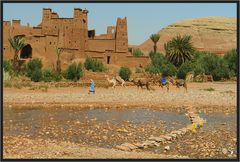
[3,107,236,149]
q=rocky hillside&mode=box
[138,16,236,55]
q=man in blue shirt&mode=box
[159,75,169,91]
[89,79,95,94]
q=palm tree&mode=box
[8,36,26,72]
[55,47,64,73]
[164,35,195,67]
[150,34,160,53]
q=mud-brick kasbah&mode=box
[3,8,150,68]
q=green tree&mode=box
[65,62,83,82]
[149,51,168,68]
[55,48,64,74]
[119,67,132,81]
[132,48,144,57]
[84,57,106,72]
[8,36,26,73]
[177,61,194,79]
[164,35,195,67]
[30,69,42,82]
[150,34,160,53]
[223,49,237,77]
[161,63,177,77]
[25,58,43,77]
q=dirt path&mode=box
[3,82,236,113]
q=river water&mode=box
[3,107,236,149]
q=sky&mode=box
[3,3,237,45]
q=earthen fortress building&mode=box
[3,8,149,68]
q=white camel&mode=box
[115,75,126,87]
[105,75,117,88]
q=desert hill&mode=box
[138,16,236,55]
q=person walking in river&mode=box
[89,79,95,94]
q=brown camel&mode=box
[129,78,151,90]
[169,77,187,92]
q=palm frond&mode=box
[150,34,160,43]
[164,35,195,66]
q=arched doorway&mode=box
[20,44,32,59]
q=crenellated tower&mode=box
[115,17,128,53]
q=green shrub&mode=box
[65,62,83,81]
[30,69,42,82]
[132,48,144,57]
[42,69,54,82]
[119,67,132,81]
[26,58,42,77]
[42,69,61,82]
[3,60,13,73]
[84,57,106,72]
[145,64,161,74]
[3,69,11,82]
[54,73,62,82]
[146,51,177,76]
[198,53,220,75]
[223,49,237,77]
[212,59,230,81]
[135,67,144,73]
[149,51,168,68]
[193,63,205,77]
[161,63,177,77]
[177,61,194,79]
[197,53,230,81]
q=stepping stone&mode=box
[116,145,131,151]
[121,143,138,150]
[132,143,144,149]
[160,135,172,141]
[142,140,156,147]
[168,133,177,139]
[179,128,187,134]
[164,145,170,151]
[149,136,165,142]
[171,130,182,135]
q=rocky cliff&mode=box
[138,16,236,55]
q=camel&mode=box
[185,72,194,82]
[158,77,170,92]
[169,77,187,92]
[115,75,126,87]
[194,74,213,82]
[129,77,151,90]
[105,75,117,88]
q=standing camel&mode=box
[105,75,117,88]
[129,78,151,90]
[169,77,187,92]
[115,75,126,87]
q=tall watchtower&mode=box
[42,8,52,23]
[115,17,128,53]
